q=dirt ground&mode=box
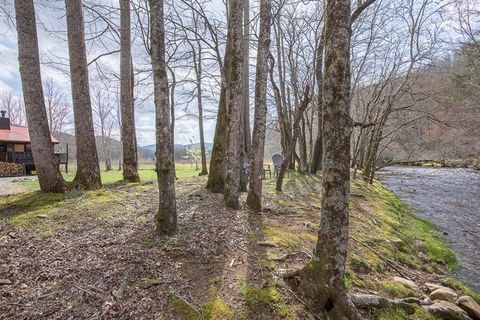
[1,178,310,319]
[0,176,472,319]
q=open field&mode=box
[1,174,477,319]
[13,163,201,192]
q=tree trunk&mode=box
[246,0,272,211]
[310,31,324,174]
[242,0,251,157]
[120,0,140,182]
[206,84,227,192]
[298,0,362,318]
[65,0,102,190]
[223,0,244,209]
[207,0,236,193]
[150,0,177,235]
[15,0,66,193]
[298,114,308,173]
[276,86,311,192]
[195,47,208,176]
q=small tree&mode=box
[150,0,177,235]
[183,147,202,171]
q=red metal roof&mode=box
[0,125,59,144]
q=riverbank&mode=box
[1,174,478,319]
[378,166,480,292]
[388,158,480,170]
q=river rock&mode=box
[430,287,458,303]
[426,282,443,292]
[457,296,480,320]
[0,279,12,286]
[393,276,419,291]
[424,300,472,320]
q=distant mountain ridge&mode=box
[141,142,213,152]
[142,143,213,161]
[53,132,155,161]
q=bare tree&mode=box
[0,91,26,125]
[242,0,251,157]
[120,0,140,182]
[91,87,115,171]
[65,0,102,189]
[149,0,177,235]
[15,0,66,193]
[297,0,375,318]
[246,0,272,211]
[43,78,71,133]
[276,85,311,192]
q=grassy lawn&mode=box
[15,163,200,191]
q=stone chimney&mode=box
[0,110,11,130]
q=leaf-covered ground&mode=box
[1,173,477,319]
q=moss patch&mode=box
[261,225,316,249]
[381,281,421,299]
[171,289,234,320]
[242,285,296,319]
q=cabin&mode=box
[0,111,67,176]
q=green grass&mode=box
[14,164,199,191]
[350,180,458,273]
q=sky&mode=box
[0,1,225,147]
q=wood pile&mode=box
[0,162,23,177]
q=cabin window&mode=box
[25,144,32,152]
[6,144,13,152]
[14,144,25,153]
[0,143,6,152]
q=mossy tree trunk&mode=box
[15,0,66,193]
[120,0,140,182]
[246,0,272,211]
[65,0,102,190]
[298,0,363,318]
[149,0,177,235]
[223,0,244,209]
[242,0,251,157]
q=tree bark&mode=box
[15,0,66,193]
[223,0,244,209]
[194,47,208,176]
[310,31,325,174]
[299,0,363,318]
[246,0,272,211]
[150,0,177,235]
[206,84,227,192]
[120,0,140,182]
[65,0,102,190]
[242,0,251,157]
[276,86,311,192]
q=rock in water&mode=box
[424,300,473,320]
[430,287,459,303]
[457,296,480,320]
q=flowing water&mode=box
[377,167,480,291]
